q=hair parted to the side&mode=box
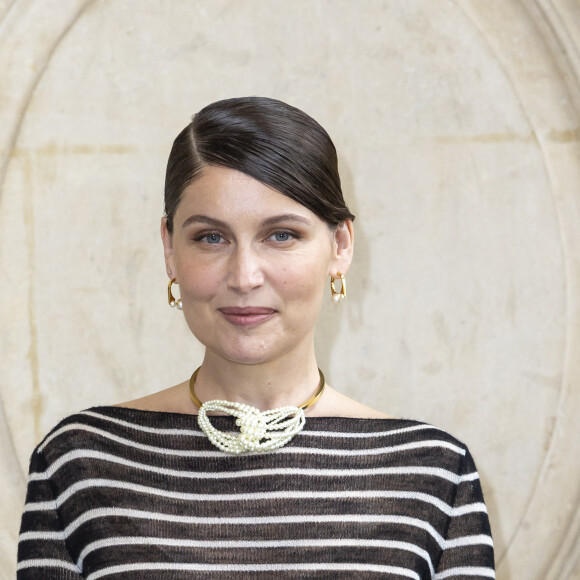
[164,96,355,234]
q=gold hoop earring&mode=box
[168,278,183,310]
[330,272,346,304]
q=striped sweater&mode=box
[18,406,495,579]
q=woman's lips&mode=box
[219,307,277,327]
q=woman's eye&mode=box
[205,233,222,244]
[270,231,294,242]
[194,232,224,244]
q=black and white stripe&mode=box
[18,407,495,579]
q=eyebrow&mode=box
[181,213,313,229]
[260,214,313,227]
[181,214,229,229]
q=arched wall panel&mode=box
[1,1,578,578]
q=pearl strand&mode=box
[190,368,325,454]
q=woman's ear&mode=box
[329,219,354,276]
[161,217,176,279]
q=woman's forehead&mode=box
[177,166,319,222]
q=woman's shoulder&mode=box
[309,385,393,419]
[303,415,476,480]
[113,382,194,414]
[30,406,186,464]
[313,388,471,452]
[31,408,113,456]
[305,413,467,445]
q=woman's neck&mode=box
[194,352,322,412]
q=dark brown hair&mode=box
[164,97,354,233]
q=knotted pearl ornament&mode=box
[197,401,306,454]
[189,368,325,454]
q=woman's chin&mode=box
[215,350,277,367]
[202,340,292,368]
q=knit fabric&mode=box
[18,406,495,579]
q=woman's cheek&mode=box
[179,259,222,298]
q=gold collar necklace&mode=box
[189,367,325,454]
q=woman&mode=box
[18,97,495,579]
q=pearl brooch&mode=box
[197,401,306,454]
[189,367,325,454]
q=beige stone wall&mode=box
[1,1,579,578]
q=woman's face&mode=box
[161,165,353,367]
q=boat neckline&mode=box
[88,405,406,423]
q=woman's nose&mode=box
[227,245,264,292]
